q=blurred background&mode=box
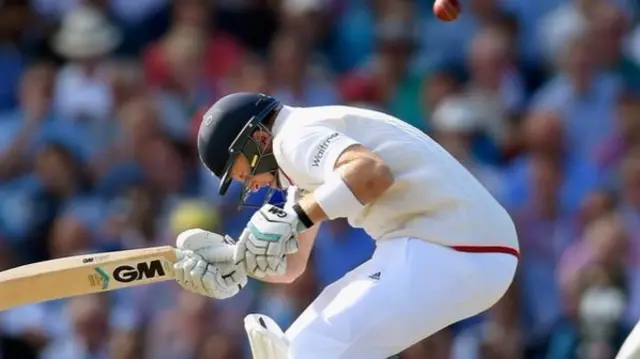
[0,0,639,358]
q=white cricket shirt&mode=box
[271,105,519,252]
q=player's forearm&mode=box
[260,223,319,284]
[297,156,394,224]
[338,155,395,204]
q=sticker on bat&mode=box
[112,260,167,283]
[88,268,110,290]
[82,254,109,265]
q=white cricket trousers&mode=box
[284,237,518,359]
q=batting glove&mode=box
[173,229,247,299]
[234,202,305,279]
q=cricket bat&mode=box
[0,246,178,311]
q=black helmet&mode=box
[197,92,283,205]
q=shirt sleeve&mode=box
[277,125,360,183]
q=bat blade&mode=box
[0,246,178,311]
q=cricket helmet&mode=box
[197,92,283,206]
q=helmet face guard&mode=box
[218,104,284,209]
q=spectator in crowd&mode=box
[463,24,526,162]
[0,0,31,111]
[431,95,504,196]
[549,215,630,359]
[40,294,111,359]
[596,91,640,176]
[340,4,424,130]
[267,31,339,106]
[51,6,119,128]
[532,26,622,162]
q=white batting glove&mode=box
[234,204,304,278]
[173,229,247,299]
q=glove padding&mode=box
[173,229,247,299]
[234,204,302,278]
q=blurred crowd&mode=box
[0,0,639,358]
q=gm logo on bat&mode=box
[94,260,168,290]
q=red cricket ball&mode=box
[433,0,461,22]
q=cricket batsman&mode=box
[171,92,520,359]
